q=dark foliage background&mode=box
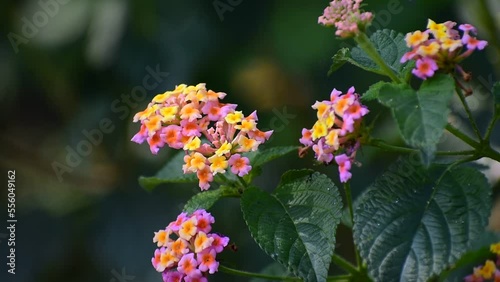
[0,0,498,281]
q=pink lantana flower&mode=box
[464,272,484,282]
[147,131,165,155]
[463,242,500,281]
[152,248,162,270]
[151,210,230,281]
[228,154,252,177]
[196,167,213,191]
[180,119,201,137]
[412,57,439,80]
[299,128,313,146]
[153,228,172,247]
[462,33,488,50]
[318,0,373,38]
[193,210,215,233]
[313,140,334,164]
[299,86,368,183]
[162,125,183,149]
[197,249,219,274]
[402,19,488,80]
[210,234,230,253]
[168,212,188,232]
[131,124,148,144]
[183,275,208,282]
[335,154,352,183]
[458,23,477,33]
[131,83,273,190]
[178,253,201,278]
[162,270,184,282]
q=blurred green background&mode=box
[0,0,499,281]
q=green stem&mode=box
[445,124,480,148]
[437,150,476,156]
[332,253,359,275]
[446,124,500,162]
[367,139,475,156]
[368,134,500,163]
[483,145,500,163]
[216,174,231,184]
[220,185,242,198]
[344,183,361,268]
[219,265,301,281]
[484,114,498,141]
[367,139,415,154]
[354,32,402,83]
[454,83,483,141]
[326,275,352,282]
[237,176,248,189]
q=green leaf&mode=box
[250,146,298,167]
[401,60,416,83]
[350,29,410,78]
[244,146,298,182]
[241,170,343,282]
[139,151,197,191]
[183,186,239,214]
[378,74,455,164]
[353,159,491,282]
[362,81,393,102]
[329,47,386,76]
[328,48,351,75]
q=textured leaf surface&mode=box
[329,48,351,75]
[184,187,234,213]
[250,146,298,167]
[139,151,197,191]
[353,159,491,282]
[362,81,392,102]
[351,29,410,78]
[329,47,385,76]
[329,30,410,78]
[241,170,343,282]
[378,74,455,164]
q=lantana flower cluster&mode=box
[402,19,488,80]
[151,209,230,282]
[464,242,500,282]
[132,83,272,190]
[299,87,369,183]
[318,0,373,38]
